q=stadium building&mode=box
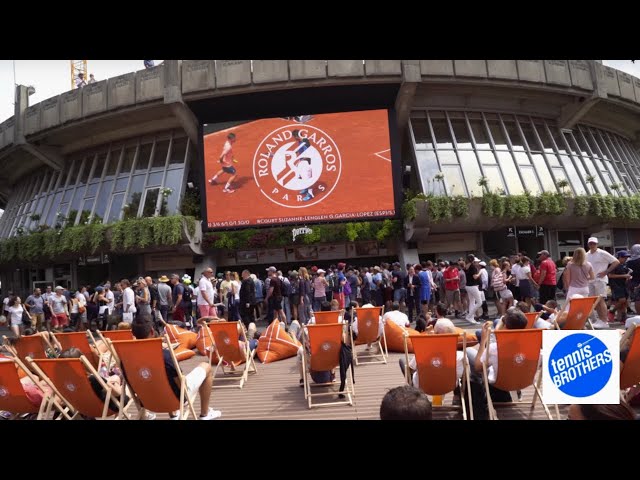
[0,60,639,293]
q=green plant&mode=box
[556,179,570,195]
[29,213,41,222]
[428,196,453,222]
[180,187,202,219]
[451,196,469,218]
[574,196,589,216]
[477,176,490,194]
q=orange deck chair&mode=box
[350,307,388,365]
[404,332,472,420]
[27,355,127,420]
[0,357,52,419]
[524,312,539,329]
[313,311,342,325]
[89,329,135,368]
[203,321,257,389]
[553,296,601,330]
[620,324,640,401]
[2,334,54,365]
[482,328,553,420]
[111,336,198,420]
[302,323,355,409]
[54,331,99,367]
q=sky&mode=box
[0,60,638,124]
[0,60,162,123]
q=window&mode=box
[147,171,164,187]
[170,137,188,165]
[482,165,506,193]
[120,145,137,174]
[78,198,95,225]
[124,175,145,219]
[457,151,483,196]
[468,119,491,149]
[514,152,531,166]
[85,183,99,197]
[415,150,444,195]
[94,180,114,222]
[519,120,541,151]
[163,169,186,214]
[477,150,497,165]
[441,165,466,196]
[142,188,160,217]
[45,192,63,226]
[106,147,121,177]
[487,120,508,150]
[495,152,523,194]
[107,193,125,223]
[429,118,454,149]
[136,143,153,173]
[502,118,525,151]
[114,177,129,192]
[93,153,108,179]
[437,150,458,165]
[449,118,472,149]
[152,140,170,169]
[410,117,434,150]
[559,156,586,195]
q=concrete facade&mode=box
[420,60,454,77]
[82,80,108,116]
[252,60,289,84]
[365,60,402,76]
[108,73,136,109]
[215,60,251,88]
[543,60,571,86]
[40,96,61,130]
[568,60,593,90]
[24,104,41,136]
[618,71,636,101]
[517,60,546,83]
[182,60,216,93]
[634,77,640,103]
[454,60,488,78]
[4,118,14,146]
[60,89,83,123]
[487,60,518,80]
[136,65,164,103]
[602,65,621,97]
[289,60,327,80]
[0,122,5,150]
[327,60,364,77]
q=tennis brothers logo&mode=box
[253,125,341,208]
[542,331,619,404]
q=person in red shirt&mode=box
[537,250,557,304]
[443,263,461,316]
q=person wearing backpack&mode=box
[327,265,338,302]
[280,270,292,324]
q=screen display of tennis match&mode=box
[201,109,396,229]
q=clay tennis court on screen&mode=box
[202,109,396,228]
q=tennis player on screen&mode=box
[208,132,238,193]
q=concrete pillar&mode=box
[398,243,420,270]
[395,60,420,132]
[14,85,30,144]
[193,254,218,277]
[164,60,199,145]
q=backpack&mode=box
[327,274,336,292]
[281,277,291,297]
[181,285,192,304]
[343,279,352,297]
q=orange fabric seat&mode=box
[173,345,196,362]
[165,324,197,350]
[257,319,301,364]
[313,311,342,325]
[453,327,478,349]
[384,320,419,353]
[55,331,99,367]
[523,312,539,329]
[0,359,43,416]
[621,325,640,391]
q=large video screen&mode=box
[201,109,397,229]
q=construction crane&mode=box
[70,60,88,89]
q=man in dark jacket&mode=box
[239,269,256,329]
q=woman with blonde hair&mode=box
[564,248,595,299]
[298,267,312,324]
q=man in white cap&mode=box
[586,237,619,329]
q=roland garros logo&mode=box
[253,125,341,208]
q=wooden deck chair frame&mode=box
[88,329,134,371]
[203,320,257,389]
[620,323,640,402]
[403,331,473,420]
[349,307,388,365]
[0,355,62,420]
[26,355,129,420]
[110,335,197,420]
[481,328,553,420]
[301,323,355,409]
[523,312,539,329]
[553,296,601,331]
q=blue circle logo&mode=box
[548,333,613,397]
